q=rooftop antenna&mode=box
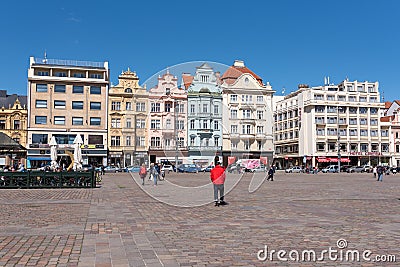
[381,90,385,102]
[282,87,285,95]
[324,76,327,85]
[42,50,48,63]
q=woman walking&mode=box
[139,163,147,185]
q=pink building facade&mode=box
[148,71,188,165]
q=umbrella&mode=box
[73,134,83,171]
[49,136,58,170]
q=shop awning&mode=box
[27,157,51,161]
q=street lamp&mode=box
[337,106,342,173]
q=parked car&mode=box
[340,165,352,172]
[249,165,266,173]
[104,165,122,173]
[125,165,141,172]
[161,165,175,172]
[227,164,239,173]
[177,164,199,173]
[81,164,93,172]
[321,165,338,173]
[353,166,366,173]
[361,165,372,173]
[285,166,303,173]
[201,165,213,172]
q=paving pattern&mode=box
[0,171,399,266]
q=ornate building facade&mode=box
[221,60,275,166]
[148,71,187,164]
[108,69,148,167]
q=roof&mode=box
[0,90,27,108]
[0,132,26,151]
[395,100,400,106]
[384,101,392,109]
[220,65,264,86]
[182,74,194,89]
[380,116,394,122]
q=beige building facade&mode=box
[109,69,148,167]
[27,57,109,169]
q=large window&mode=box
[177,120,184,130]
[13,120,20,130]
[90,86,101,94]
[36,84,48,92]
[90,102,101,110]
[257,110,263,120]
[150,137,161,147]
[72,101,84,109]
[72,117,83,125]
[242,124,252,134]
[126,118,132,128]
[54,100,66,109]
[54,116,65,125]
[136,119,145,128]
[214,120,219,130]
[54,84,66,93]
[32,134,48,144]
[126,102,132,111]
[150,120,161,129]
[231,125,238,133]
[111,101,121,111]
[214,104,219,114]
[35,116,47,124]
[88,135,103,144]
[111,136,121,146]
[35,100,47,108]
[151,103,160,112]
[230,95,238,102]
[190,104,195,114]
[136,136,145,147]
[202,104,208,113]
[90,117,101,125]
[111,118,121,128]
[242,109,251,119]
[73,85,84,94]
[165,103,171,112]
[230,109,238,119]
[136,102,145,112]
[126,136,131,146]
[190,120,195,129]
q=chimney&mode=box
[233,60,245,67]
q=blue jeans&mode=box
[213,184,224,202]
[378,173,383,181]
[153,173,158,185]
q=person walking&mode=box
[267,166,274,181]
[139,163,147,185]
[372,166,377,179]
[210,161,226,206]
[153,163,160,186]
[377,166,384,182]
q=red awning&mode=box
[317,157,330,162]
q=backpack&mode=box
[139,167,147,175]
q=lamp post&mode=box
[174,99,179,171]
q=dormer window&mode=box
[125,88,132,93]
[166,88,170,95]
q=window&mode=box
[314,95,324,100]
[231,125,238,133]
[231,141,238,150]
[178,137,185,147]
[381,143,389,152]
[165,103,171,112]
[327,128,337,136]
[230,109,238,119]
[36,100,47,108]
[338,95,346,101]
[349,107,357,114]
[73,73,85,78]
[90,102,101,110]
[214,120,219,130]
[166,88,170,95]
[357,85,364,92]
[111,118,121,128]
[150,120,161,129]
[230,95,238,102]
[166,119,171,129]
[111,101,121,111]
[370,130,378,137]
[32,134,48,144]
[257,141,262,150]
[90,86,101,94]
[339,118,346,125]
[136,119,145,128]
[150,137,161,147]
[214,104,219,114]
[327,117,337,124]
[88,135,103,144]
[214,137,219,146]
[370,97,377,103]
[359,97,367,102]
[316,128,325,136]
[348,96,356,102]
[256,126,264,134]
[242,95,252,103]
[317,143,325,151]
[126,102,132,111]
[13,120,20,129]
[203,120,208,129]
[359,107,367,114]
[177,104,184,113]
[36,84,48,92]
[202,104,208,113]
[136,136,145,147]
[54,116,65,125]
[54,84,66,93]
[111,136,121,146]
[54,72,67,77]
[90,117,101,125]
[151,103,160,112]
[190,120,195,129]
[327,95,335,101]
[350,129,357,136]
[72,117,83,125]
[190,136,195,146]
[381,130,389,137]
[349,118,357,125]
[244,140,250,150]
[242,124,252,134]
[370,108,378,114]
[360,118,367,125]
[90,73,102,79]
[257,110,263,120]
[190,104,195,114]
[165,139,171,147]
[257,96,263,102]
[126,118,132,128]
[136,102,146,112]
[327,106,336,113]
[126,136,131,146]
[315,117,325,124]
[177,120,184,130]
[315,106,325,113]
[37,71,49,76]
[72,101,83,109]
[242,109,251,119]
[35,116,47,124]
[200,75,209,83]
[360,143,368,152]
[73,85,84,93]
[360,129,368,136]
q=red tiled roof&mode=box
[380,115,394,122]
[385,101,392,109]
[221,65,263,86]
[395,100,400,106]
[182,75,193,89]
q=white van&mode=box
[321,165,339,173]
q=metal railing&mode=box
[34,58,105,68]
[0,170,96,189]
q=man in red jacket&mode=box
[210,161,226,206]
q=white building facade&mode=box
[274,80,387,169]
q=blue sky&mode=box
[0,0,399,100]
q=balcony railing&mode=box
[34,58,105,68]
[188,146,222,151]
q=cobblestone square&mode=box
[0,171,399,266]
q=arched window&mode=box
[125,88,132,93]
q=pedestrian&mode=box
[377,166,383,182]
[153,163,160,186]
[267,166,274,181]
[139,163,147,185]
[372,166,377,179]
[210,161,226,206]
